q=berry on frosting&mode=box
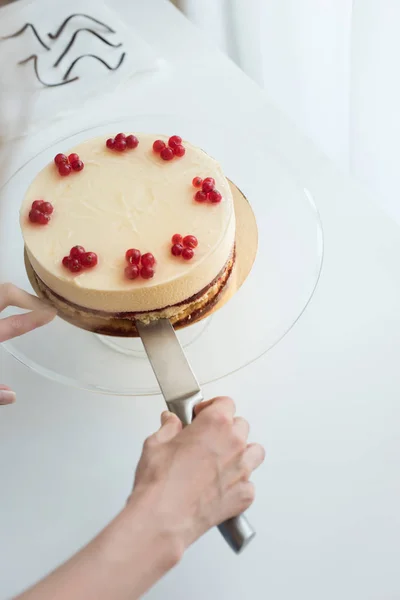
[54,153,67,166]
[202,177,215,193]
[208,190,222,203]
[142,253,156,268]
[153,135,186,161]
[68,153,79,164]
[59,163,72,177]
[126,135,139,149]
[194,190,208,203]
[193,177,223,204]
[141,265,155,279]
[126,248,141,264]
[54,151,84,177]
[71,159,84,172]
[170,234,198,260]
[125,264,140,280]
[160,147,174,161]
[81,252,98,268]
[124,249,156,280]
[182,248,194,260]
[106,133,139,153]
[62,246,98,274]
[192,176,203,188]
[171,234,183,244]
[29,200,53,225]
[173,144,185,157]
[183,235,198,249]
[115,139,127,152]
[168,135,182,149]
[171,243,183,256]
[153,139,166,153]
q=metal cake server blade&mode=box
[136,318,255,553]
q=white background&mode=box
[178,0,400,227]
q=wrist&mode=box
[124,486,186,569]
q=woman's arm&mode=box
[16,398,265,600]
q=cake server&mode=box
[136,318,255,553]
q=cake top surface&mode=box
[20,133,235,312]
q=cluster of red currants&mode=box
[62,246,98,273]
[106,133,139,152]
[170,234,198,261]
[28,200,54,225]
[192,176,222,203]
[125,249,156,280]
[153,135,186,161]
[54,153,84,177]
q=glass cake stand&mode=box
[0,115,324,396]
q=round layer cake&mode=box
[20,133,236,335]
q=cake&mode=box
[20,133,236,335]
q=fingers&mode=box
[194,396,236,424]
[232,416,250,446]
[155,411,182,443]
[0,308,56,343]
[241,443,265,477]
[0,385,16,406]
[0,283,54,313]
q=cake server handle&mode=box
[136,318,255,554]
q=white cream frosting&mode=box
[20,134,235,312]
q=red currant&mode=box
[68,153,79,164]
[209,190,222,203]
[183,235,198,249]
[69,259,82,273]
[126,248,141,264]
[192,177,203,188]
[115,133,126,142]
[81,252,98,268]
[70,245,85,259]
[153,139,166,153]
[32,200,44,211]
[202,177,215,193]
[62,256,71,268]
[125,265,140,280]
[182,248,194,260]
[115,140,127,152]
[171,233,183,244]
[168,135,182,148]
[54,153,67,166]
[194,190,208,203]
[141,253,156,268]
[59,163,72,176]
[160,147,174,161]
[106,138,115,149]
[173,144,185,157]
[141,265,154,279]
[41,202,54,215]
[126,135,139,149]
[36,212,50,225]
[29,209,41,223]
[71,160,84,172]
[171,244,183,256]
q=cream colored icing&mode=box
[20,134,235,312]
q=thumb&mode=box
[0,385,16,406]
[156,410,182,443]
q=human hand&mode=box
[0,283,56,405]
[131,396,265,549]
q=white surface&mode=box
[1,1,400,599]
